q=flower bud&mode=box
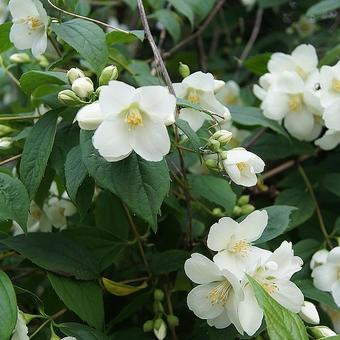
[58,90,82,106]
[238,195,250,206]
[205,158,219,170]
[299,301,319,325]
[99,65,118,86]
[154,289,165,301]
[220,150,228,160]
[167,314,179,328]
[308,326,336,338]
[72,77,94,98]
[75,102,104,130]
[241,204,255,215]
[233,206,242,216]
[67,67,85,84]
[9,53,30,64]
[212,208,224,217]
[143,320,154,332]
[179,62,190,78]
[0,137,12,149]
[36,55,49,67]
[0,124,13,137]
[310,249,329,270]
[154,319,167,340]
[212,130,233,145]
[208,138,221,151]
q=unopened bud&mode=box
[9,53,30,64]
[233,206,242,216]
[238,195,250,206]
[208,138,221,151]
[0,124,13,137]
[310,249,329,270]
[241,204,255,215]
[0,137,12,149]
[299,301,319,325]
[143,320,154,332]
[153,318,163,331]
[179,62,190,78]
[205,158,219,170]
[308,325,336,338]
[212,208,224,217]
[220,150,228,160]
[58,90,82,106]
[72,77,94,98]
[99,65,118,86]
[167,314,179,328]
[67,67,85,84]
[36,55,49,67]
[212,130,232,145]
[154,289,165,301]
[154,319,167,340]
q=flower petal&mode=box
[10,23,35,50]
[291,44,318,75]
[331,281,340,308]
[261,91,289,120]
[312,263,338,291]
[207,309,231,329]
[179,108,207,132]
[275,71,305,94]
[268,53,295,74]
[9,0,39,19]
[76,102,105,130]
[284,109,314,141]
[31,30,47,57]
[323,99,340,130]
[315,130,340,151]
[183,71,215,92]
[238,210,268,242]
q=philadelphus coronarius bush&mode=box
[2,0,340,338]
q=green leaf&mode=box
[51,19,108,74]
[106,30,144,44]
[0,22,13,53]
[150,9,181,42]
[186,0,216,23]
[322,173,340,198]
[258,0,289,8]
[19,71,68,95]
[248,276,308,340]
[275,189,315,228]
[48,273,104,330]
[320,44,340,66]
[169,0,194,27]
[59,322,110,340]
[20,110,59,199]
[1,233,100,280]
[307,0,340,17]
[229,106,288,137]
[65,145,88,203]
[0,270,17,340]
[102,277,147,296]
[188,175,236,214]
[80,131,170,231]
[244,53,271,76]
[0,173,30,232]
[175,118,201,153]
[255,205,296,244]
[295,279,340,310]
[150,250,189,275]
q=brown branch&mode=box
[196,35,207,72]
[163,0,226,59]
[243,127,267,148]
[0,154,22,166]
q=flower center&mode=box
[224,94,238,105]
[27,16,44,30]
[262,281,278,295]
[288,95,302,112]
[59,207,66,216]
[296,66,307,79]
[186,89,200,104]
[208,281,231,305]
[31,209,42,220]
[229,239,251,256]
[332,79,340,92]
[236,162,247,172]
[125,107,143,129]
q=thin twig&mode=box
[163,0,226,59]
[0,154,22,166]
[0,115,40,121]
[238,8,263,64]
[47,0,129,34]
[4,68,21,87]
[165,286,178,340]
[196,35,207,72]
[297,164,332,249]
[243,127,267,148]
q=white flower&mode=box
[0,137,12,149]
[67,67,85,84]
[93,81,176,162]
[239,241,304,335]
[9,0,49,57]
[322,98,340,131]
[222,147,265,187]
[310,249,329,269]
[216,80,241,106]
[253,73,276,101]
[153,320,167,340]
[72,77,94,99]
[11,310,29,340]
[184,253,244,333]
[75,102,105,130]
[241,0,256,7]
[173,71,230,131]
[315,129,340,151]
[268,44,318,80]
[319,61,340,108]
[0,0,9,24]
[299,301,320,325]
[312,247,340,307]
[207,210,270,279]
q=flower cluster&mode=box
[185,210,308,335]
[311,247,340,308]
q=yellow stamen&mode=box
[224,94,238,105]
[296,66,307,79]
[236,162,247,172]
[229,239,251,256]
[332,79,340,92]
[31,210,42,220]
[187,89,200,104]
[126,107,143,129]
[288,95,302,112]
[208,281,231,305]
[262,281,278,295]
[27,16,44,30]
